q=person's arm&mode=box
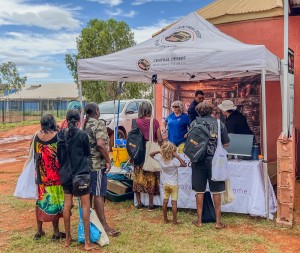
[96,138,111,173]
[156,127,163,146]
[221,122,230,148]
[173,152,186,167]
[150,150,160,159]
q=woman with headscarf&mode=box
[133,101,163,211]
[61,101,83,129]
[33,114,64,241]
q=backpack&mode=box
[183,117,210,162]
[126,119,146,165]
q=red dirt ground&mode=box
[1,124,300,252]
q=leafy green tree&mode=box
[65,18,152,103]
[0,62,27,95]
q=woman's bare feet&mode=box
[163,219,171,224]
[215,222,226,229]
[84,243,98,251]
[64,236,72,247]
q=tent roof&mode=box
[77,12,280,84]
[155,0,283,34]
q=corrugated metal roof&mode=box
[197,0,283,20]
[1,83,79,100]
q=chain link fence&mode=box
[0,99,85,123]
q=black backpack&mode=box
[126,119,146,165]
[183,117,210,162]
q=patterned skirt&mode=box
[133,165,160,196]
[36,185,64,222]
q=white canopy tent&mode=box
[77,11,282,219]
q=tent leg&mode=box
[153,83,156,118]
[78,81,83,120]
[261,69,269,220]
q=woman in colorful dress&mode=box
[34,114,64,241]
[133,101,163,211]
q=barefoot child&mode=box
[150,142,186,225]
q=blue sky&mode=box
[0,0,214,84]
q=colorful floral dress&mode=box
[34,134,64,222]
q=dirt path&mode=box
[1,124,300,252]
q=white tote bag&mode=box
[14,133,38,199]
[142,118,161,172]
[221,180,235,205]
[211,119,229,181]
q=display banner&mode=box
[288,48,295,136]
[136,155,277,218]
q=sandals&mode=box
[33,232,45,240]
[137,203,145,210]
[105,228,121,237]
[51,232,67,241]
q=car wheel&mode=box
[109,129,126,150]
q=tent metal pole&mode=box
[153,83,156,118]
[78,81,83,121]
[282,0,289,136]
[261,68,269,220]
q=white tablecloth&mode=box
[136,156,277,219]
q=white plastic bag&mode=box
[14,133,38,200]
[211,119,229,181]
[14,156,38,199]
[90,208,109,246]
[142,118,161,172]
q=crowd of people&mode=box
[29,93,252,248]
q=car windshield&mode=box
[98,101,126,114]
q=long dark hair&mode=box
[40,114,58,133]
[83,102,99,130]
[66,109,80,140]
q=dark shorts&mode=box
[91,169,107,197]
[191,159,225,194]
[62,183,91,197]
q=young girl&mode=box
[150,142,186,225]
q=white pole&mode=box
[261,69,269,220]
[282,0,289,137]
[78,80,84,122]
[153,83,156,118]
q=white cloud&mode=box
[0,0,80,30]
[132,19,175,44]
[87,0,123,6]
[132,0,182,5]
[0,31,79,81]
[106,8,137,18]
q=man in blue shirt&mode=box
[187,90,205,124]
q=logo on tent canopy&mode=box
[137,59,151,71]
[165,31,192,43]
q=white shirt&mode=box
[153,154,181,186]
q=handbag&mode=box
[211,119,229,181]
[142,118,161,172]
[77,198,101,244]
[14,133,38,199]
[63,130,90,196]
[221,180,235,205]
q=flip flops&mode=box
[33,231,45,240]
[105,228,121,237]
[51,232,67,241]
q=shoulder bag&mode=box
[142,118,161,172]
[211,119,229,181]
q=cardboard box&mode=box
[107,180,130,195]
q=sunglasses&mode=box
[172,106,179,108]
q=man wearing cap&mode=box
[187,90,205,124]
[218,100,253,135]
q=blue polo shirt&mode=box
[166,112,190,146]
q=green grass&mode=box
[3,199,300,253]
[0,120,40,132]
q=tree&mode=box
[65,18,152,103]
[0,62,27,96]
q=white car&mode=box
[98,99,153,148]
